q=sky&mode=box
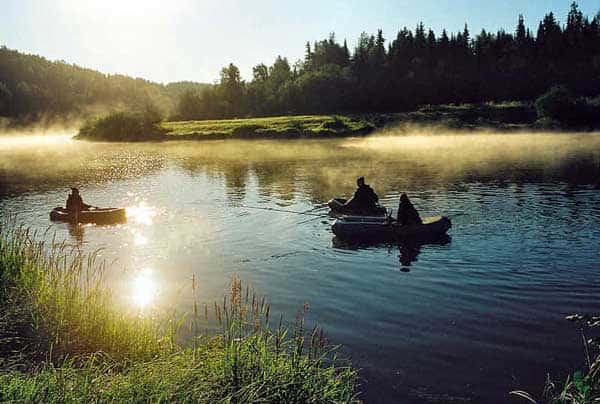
[1,0,599,84]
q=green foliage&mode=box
[321,116,349,130]
[288,119,305,133]
[535,86,600,127]
[78,111,166,141]
[169,3,600,120]
[0,225,163,362]
[534,116,562,129]
[231,124,265,137]
[0,46,181,123]
[511,313,600,404]
[175,89,205,120]
[535,86,576,121]
[162,115,376,138]
[0,223,359,403]
[4,3,600,126]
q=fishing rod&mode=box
[238,204,329,217]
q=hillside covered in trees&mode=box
[175,2,600,120]
[1,2,599,125]
[0,47,209,124]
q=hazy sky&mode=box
[1,1,598,83]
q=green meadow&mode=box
[161,115,376,139]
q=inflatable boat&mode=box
[332,215,451,241]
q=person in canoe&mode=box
[397,193,422,226]
[66,188,91,213]
[343,177,380,214]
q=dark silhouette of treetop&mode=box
[1,2,599,121]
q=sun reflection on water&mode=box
[131,268,158,308]
[126,203,157,225]
[132,231,147,245]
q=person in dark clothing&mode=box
[397,193,422,226]
[66,188,90,212]
[344,177,379,213]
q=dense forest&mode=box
[0,47,209,123]
[179,2,600,120]
[1,2,599,123]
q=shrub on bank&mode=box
[535,86,600,128]
[231,124,265,137]
[321,116,348,130]
[535,86,575,121]
[78,110,166,141]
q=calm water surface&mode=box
[1,131,600,403]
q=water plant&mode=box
[511,314,600,404]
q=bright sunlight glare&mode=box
[57,0,176,18]
[126,203,157,225]
[131,268,158,309]
[0,134,74,151]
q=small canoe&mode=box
[327,197,387,216]
[50,207,127,225]
[332,215,451,242]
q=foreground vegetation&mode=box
[0,224,359,402]
[512,315,600,404]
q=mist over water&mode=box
[1,131,600,403]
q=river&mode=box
[1,131,599,403]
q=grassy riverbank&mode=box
[75,86,600,142]
[77,103,536,142]
[160,102,538,139]
[76,94,600,142]
[162,114,376,139]
[0,224,359,403]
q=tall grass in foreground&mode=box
[0,222,359,403]
[511,315,600,404]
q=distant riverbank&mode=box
[75,87,600,142]
[74,102,539,142]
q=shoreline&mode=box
[74,102,600,143]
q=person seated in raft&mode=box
[66,188,90,212]
[397,193,422,226]
[343,177,380,213]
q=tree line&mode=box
[0,46,209,123]
[1,2,599,123]
[175,2,600,120]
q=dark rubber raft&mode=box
[332,215,451,242]
[327,197,388,216]
[50,207,127,225]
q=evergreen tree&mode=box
[3,2,600,120]
[219,63,244,117]
[516,14,526,45]
[304,42,312,70]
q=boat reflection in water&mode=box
[67,223,86,244]
[332,234,451,272]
